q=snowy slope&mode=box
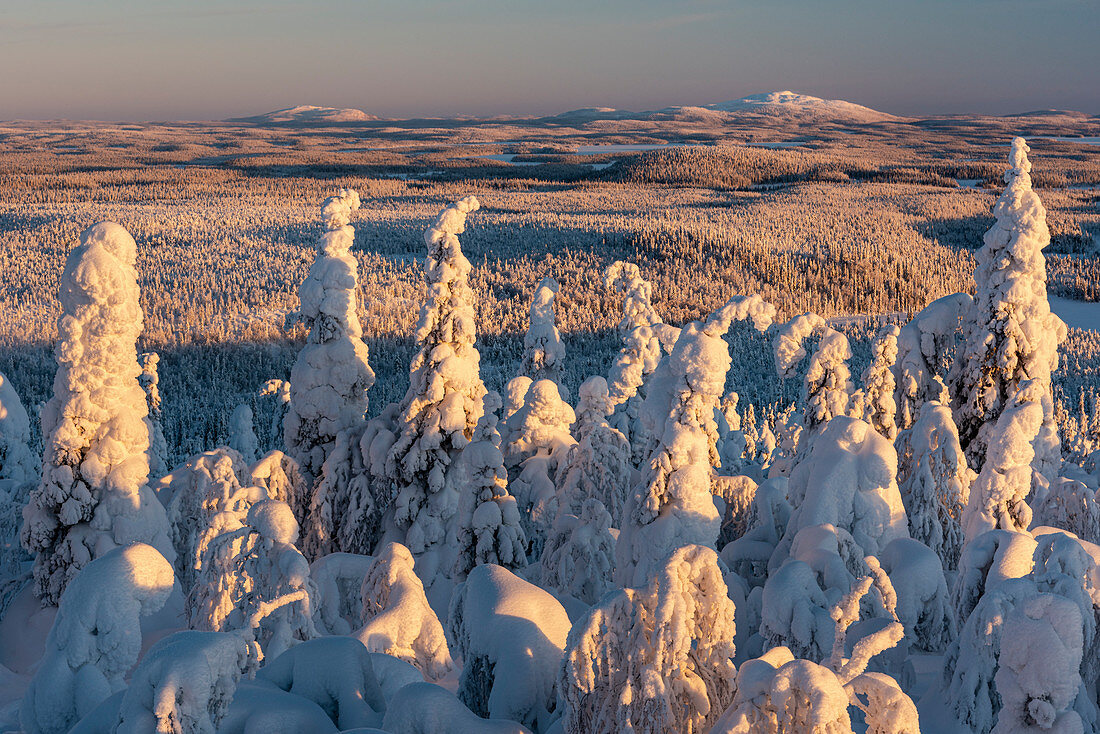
[703,91,897,122]
[229,105,378,124]
[550,91,898,124]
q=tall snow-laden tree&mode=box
[519,276,566,397]
[616,295,775,587]
[386,196,487,579]
[0,371,36,594]
[604,261,672,466]
[188,499,318,659]
[138,352,168,481]
[951,138,1066,472]
[453,392,527,579]
[21,222,174,605]
[772,415,909,567]
[858,325,899,441]
[285,188,374,481]
[503,378,576,556]
[156,447,260,593]
[774,314,853,436]
[961,380,1044,545]
[540,497,616,605]
[560,544,738,734]
[900,383,972,572]
[228,403,259,464]
[894,293,972,433]
[555,376,630,524]
[0,371,36,485]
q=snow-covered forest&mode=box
[1,124,1100,734]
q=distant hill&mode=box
[548,91,898,124]
[227,105,378,124]
[700,91,897,122]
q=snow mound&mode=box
[230,105,378,124]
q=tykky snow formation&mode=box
[2,137,1099,734]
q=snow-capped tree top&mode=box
[774,313,827,377]
[604,260,661,333]
[246,499,300,546]
[529,277,558,324]
[1007,136,1031,179]
[575,376,614,427]
[520,276,566,390]
[705,293,777,336]
[320,188,361,230]
[425,195,480,247]
[952,137,1067,468]
[74,220,137,268]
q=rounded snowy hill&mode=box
[703,91,898,122]
[228,105,378,124]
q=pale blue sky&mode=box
[2,0,1097,120]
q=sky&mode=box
[1,0,1098,121]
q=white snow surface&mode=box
[705,91,898,122]
[447,564,570,731]
[231,105,379,124]
[21,543,175,734]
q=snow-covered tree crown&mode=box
[951,137,1066,469]
[22,221,174,605]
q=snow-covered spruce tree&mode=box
[0,371,36,484]
[900,385,971,572]
[616,294,775,588]
[503,378,576,557]
[540,497,617,605]
[188,499,318,659]
[285,188,375,483]
[114,630,257,734]
[21,543,175,734]
[519,276,566,397]
[894,292,972,433]
[357,541,454,680]
[302,424,367,559]
[560,544,737,734]
[992,592,1085,734]
[943,576,1084,734]
[1032,531,1100,692]
[0,372,37,592]
[774,313,854,436]
[249,448,308,518]
[554,376,630,524]
[21,222,174,605]
[157,447,261,593]
[950,529,1037,630]
[960,379,1044,545]
[858,325,899,441]
[502,375,532,425]
[454,392,527,579]
[604,261,666,466]
[228,403,259,464]
[138,352,169,480]
[386,196,487,579]
[720,575,917,734]
[1033,476,1100,545]
[259,379,291,449]
[951,138,1067,472]
[771,415,909,567]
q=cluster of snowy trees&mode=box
[2,137,1099,733]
